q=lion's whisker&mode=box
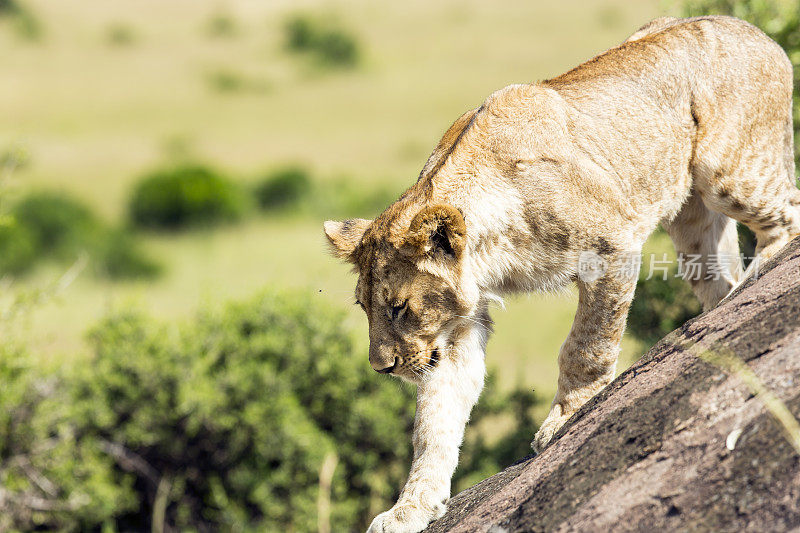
[454,314,492,325]
[453,315,492,331]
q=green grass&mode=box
[4,0,667,426]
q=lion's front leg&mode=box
[367,326,486,533]
[533,260,638,453]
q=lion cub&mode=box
[325,16,799,533]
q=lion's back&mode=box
[544,15,791,96]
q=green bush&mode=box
[285,15,315,51]
[0,192,160,280]
[93,229,162,280]
[21,292,413,531]
[254,165,312,211]
[0,347,132,531]
[0,0,42,41]
[0,0,20,16]
[0,290,540,530]
[284,13,361,68]
[128,163,247,230]
[251,166,397,218]
[12,192,100,261]
[0,220,37,275]
[66,293,405,530]
[314,29,360,67]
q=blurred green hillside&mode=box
[2,0,663,414]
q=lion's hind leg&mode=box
[662,191,743,311]
[694,96,800,284]
[698,169,800,285]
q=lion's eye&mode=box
[388,300,408,322]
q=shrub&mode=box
[93,229,161,280]
[61,292,416,531]
[12,192,100,261]
[12,10,40,41]
[0,192,99,277]
[0,0,20,16]
[0,290,541,530]
[128,164,246,230]
[252,166,396,217]
[314,28,360,67]
[0,192,160,279]
[0,144,30,171]
[254,165,312,211]
[0,0,42,41]
[284,13,361,68]
[0,347,133,531]
[0,220,37,275]
[285,15,315,51]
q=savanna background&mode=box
[1,0,797,530]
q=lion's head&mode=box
[324,203,485,382]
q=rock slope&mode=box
[426,237,800,532]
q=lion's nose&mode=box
[373,356,398,374]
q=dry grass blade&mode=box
[690,342,800,455]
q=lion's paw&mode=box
[366,500,447,533]
[532,404,571,453]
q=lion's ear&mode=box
[324,218,372,262]
[402,204,466,260]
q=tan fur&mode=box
[325,16,800,533]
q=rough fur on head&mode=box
[323,204,480,382]
[323,204,467,267]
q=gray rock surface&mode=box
[426,237,800,533]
